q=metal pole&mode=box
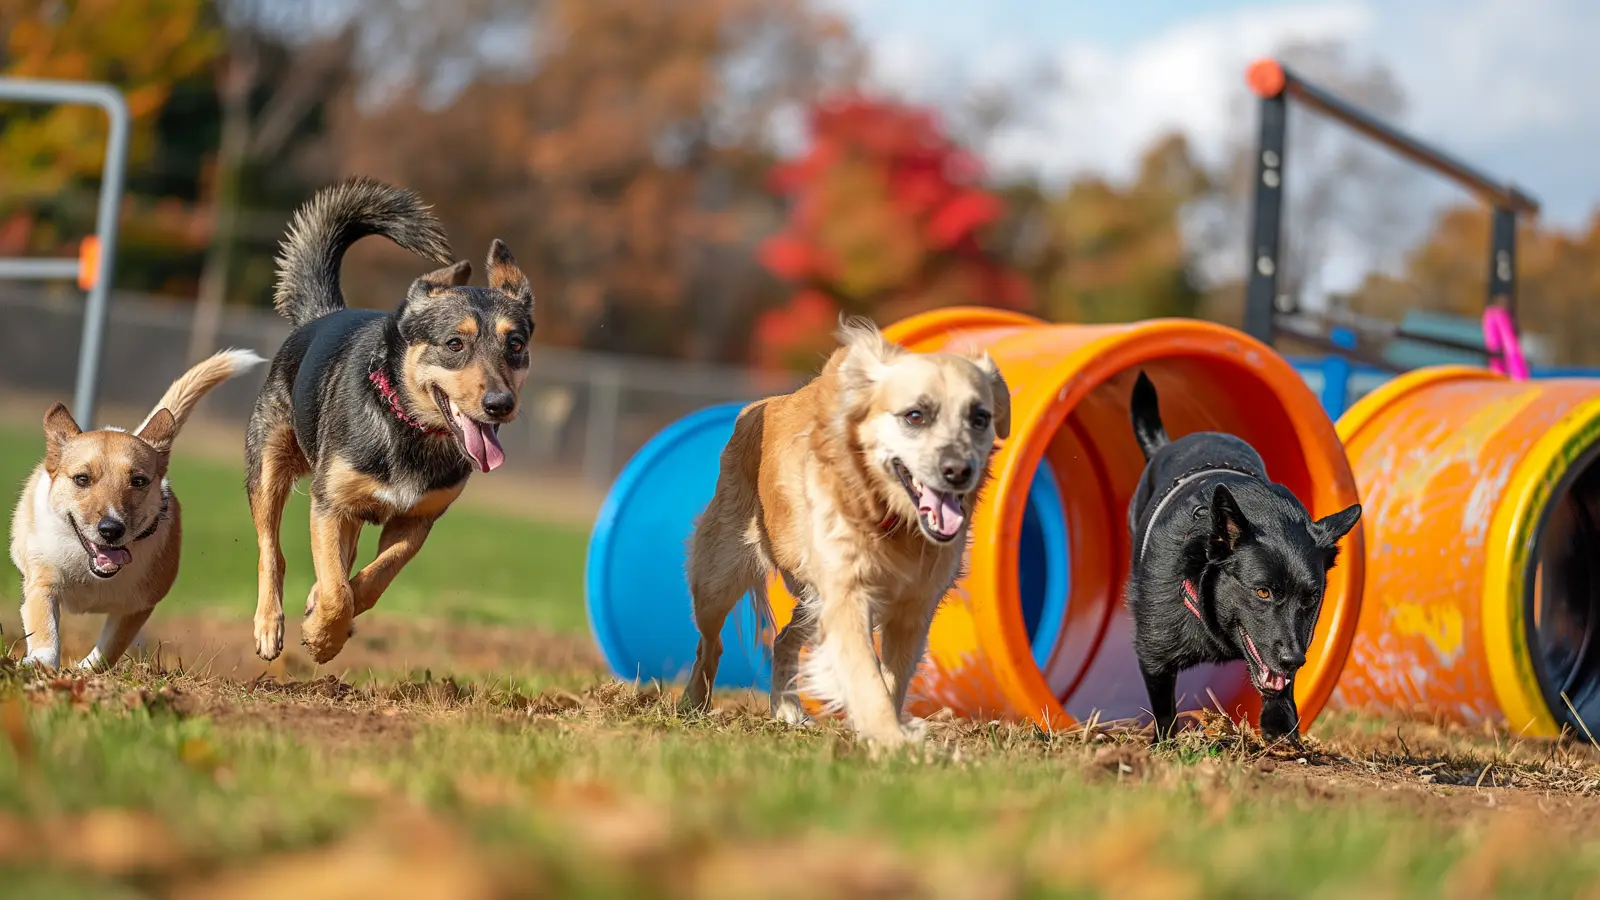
[0,78,130,427]
[0,259,80,280]
[1488,206,1517,316]
[582,365,624,485]
[1244,92,1287,344]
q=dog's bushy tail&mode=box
[137,348,265,440]
[272,177,455,327]
[1130,370,1170,461]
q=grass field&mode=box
[4,423,1600,898]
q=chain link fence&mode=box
[0,286,799,485]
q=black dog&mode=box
[245,177,536,666]
[1125,371,1360,744]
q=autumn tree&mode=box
[754,93,1030,370]
[0,0,221,248]
[1036,132,1210,323]
[331,0,859,363]
[1346,204,1600,367]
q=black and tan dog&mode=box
[1126,371,1361,745]
[247,177,536,664]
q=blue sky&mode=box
[830,0,1600,233]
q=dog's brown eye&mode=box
[903,410,925,426]
[970,410,991,430]
[72,474,91,488]
[131,476,149,489]
[445,337,465,352]
[507,337,525,355]
[1255,587,1273,600]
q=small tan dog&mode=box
[682,319,1009,749]
[9,349,264,671]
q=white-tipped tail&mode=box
[137,348,266,437]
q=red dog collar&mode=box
[368,369,451,437]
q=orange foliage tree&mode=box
[1041,133,1211,324]
[0,0,220,206]
[753,93,1030,370]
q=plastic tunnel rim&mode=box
[1485,394,1600,737]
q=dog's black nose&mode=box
[941,460,974,489]
[1277,649,1306,671]
[482,391,515,419]
[96,517,125,543]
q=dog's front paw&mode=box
[21,650,60,671]
[1263,729,1304,751]
[254,611,285,661]
[771,698,812,727]
[899,717,928,743]
[76,649,109,673]
[862,720,926,758]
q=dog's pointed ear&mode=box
[42,402,81,473]
[1311,503,1362,548]
[487,239,534,312]
[136,408,176,454]
[1207,484,1249,560]
[971,353,1011,440]
[405,260,473,306]
[833,315,902,401]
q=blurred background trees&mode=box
[1,0,1595,372]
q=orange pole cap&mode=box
[1246,58,1287,98]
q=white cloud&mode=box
[835,0,1598,226]
[844,2,1378,186]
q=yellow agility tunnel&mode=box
[763,307,1366,732]
[1331,367,1600,737]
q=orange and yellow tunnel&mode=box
[1330,367,1600,737]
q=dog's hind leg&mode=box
[300,505,362,664]
[19,571,62,669]
[681,522,761,714]
[1141,666,1178,744]
[78,607,154,672]
[247,420,308,661]
[769,573,814,725]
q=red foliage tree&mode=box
[753,93,1030,370]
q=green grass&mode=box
[0,425,590,632]
[3,426,1600,898]
[3,673,1600,899]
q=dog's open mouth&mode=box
[891,460,964,543]
[70,518,130,579]
[431,386,506,474]
[1240,629,1291,694]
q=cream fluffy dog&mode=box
[682,319,1009,749]
[9,349,263,671]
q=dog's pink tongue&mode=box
[917,485,966,538]
[96,546,131,568]
[450,403,506,473]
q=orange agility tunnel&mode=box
[1331,367,1600,737]
[757,308,1365,732]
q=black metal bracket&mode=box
[1241,59,1540,371]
